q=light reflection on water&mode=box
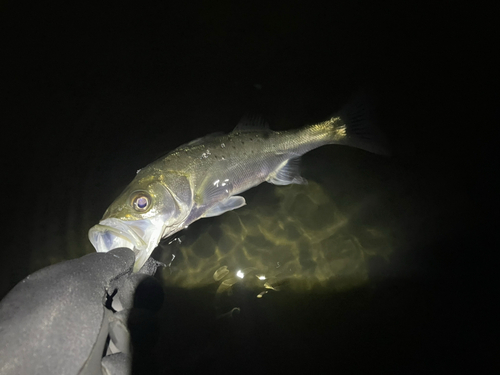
[156,172,392,297]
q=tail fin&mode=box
[334,93,390,156]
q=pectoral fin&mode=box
[197,176,234,205]
[203,196,246,218]
[267,157,307,185]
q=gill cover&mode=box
[89,173,193,271]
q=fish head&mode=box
[89,173,188,271]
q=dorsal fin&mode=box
[152,132,224,161]
[184,132,225,147]
[233,114,269,132]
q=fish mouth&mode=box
[89,218,156,271]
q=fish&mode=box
[88,99,387,271]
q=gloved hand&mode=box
[0,248,164,375]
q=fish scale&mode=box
[89,100,388,271]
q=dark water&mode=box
[1,2,491,374]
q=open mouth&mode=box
[89,217,169,271]
[88,218,147,255]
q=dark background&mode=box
[0,1,494,374]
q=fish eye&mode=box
[131,192,152,212]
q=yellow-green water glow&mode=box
[156,180,392,296]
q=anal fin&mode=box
[267,157,307,186]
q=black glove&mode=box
[0,248,164,375]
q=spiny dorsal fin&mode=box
[185,132,225,147]
[154,132,224,161]
[233,114,269,132]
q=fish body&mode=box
[89,102,386,271]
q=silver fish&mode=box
[89,101,386,271]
